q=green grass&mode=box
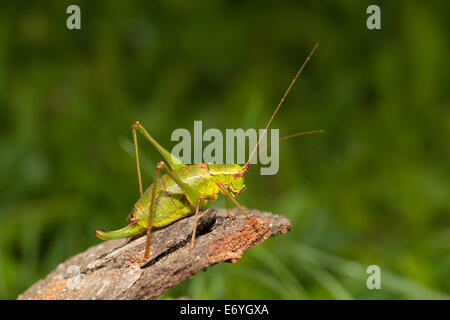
[0,0,449,299]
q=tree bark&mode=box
[18,208,292,300]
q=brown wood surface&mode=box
[18,208,292,300]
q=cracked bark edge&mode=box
[17,208,292,300]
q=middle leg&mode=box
[190,196,207,250]
[144,161,164,260]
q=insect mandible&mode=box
[95,42,322,260]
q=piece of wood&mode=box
[18,208,292,300]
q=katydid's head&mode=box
[230,174,246,195]
[208,163,246,195]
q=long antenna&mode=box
[256,129,325,158]
[278,129,324,142]
[237,42,320,177]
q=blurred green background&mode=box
[0,0,449,299]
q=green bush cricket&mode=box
[95,42,322,260]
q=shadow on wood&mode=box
[18,208,292,300]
